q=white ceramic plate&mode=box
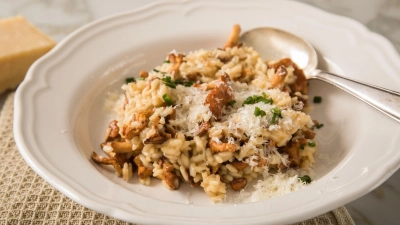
[14,0,400,224]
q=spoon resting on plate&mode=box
[240,27,400,123]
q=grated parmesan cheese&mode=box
[228,171,308,203]
[168,85,213,136]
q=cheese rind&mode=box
[0,16,56,93]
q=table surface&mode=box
[1,0,400,224]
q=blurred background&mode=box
[0,0,399,51]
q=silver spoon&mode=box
[240,27,400,123]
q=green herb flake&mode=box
[184,81,194,87]
[154,68,167,74]
[227,100,236,106]
[125,77,136,84]
[300,144,305,150]
[174,79,183,85]
[165,83,176,88]
[299,175,312,184]
[161,77,194,88]
[271,107,281,116]
[313,96,322,103]
[138,78,146,80]
[308,142,316,147]
[259,97,273,104]
[162,76,171,82]
[242,96,255,106]
[316,123,324,129]
[162,94,173,106]
[270,107,282,124]
[242,94,273,106]
[270,114,277,124]
[254,107,261,116]
[254,107,266,117]
[162,76,176,89]
[163,60,170,63]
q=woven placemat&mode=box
[0,92,354,225]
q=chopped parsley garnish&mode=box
[316,123,324,129]
[262,92,266,98]
[176,79,194,87]
[162,76,176,89]
[162,77,194,88]
[125,77,136,83]
[184,81,194,87]
[153,68,167,74]
[254,107,266,117]
[313,96,322,103]
[162,94,173,106]
[300,144,305,150]
[299,175,312,184]
[138,77,146,80]
[254,107,260,116]
[163,60,170,63]
[308,142,316,147]
[259,97,273,104]
[242,93,273,106]
[270,107,282,124]
[227,100,236,106]
[243,96,255,105]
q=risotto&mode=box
[91,25,318,202]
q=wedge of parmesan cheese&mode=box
[0,16,56,94]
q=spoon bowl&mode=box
[240,27,318,75]
[240,27,400,123]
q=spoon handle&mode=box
[312,70,400,123]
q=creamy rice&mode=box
[91,25,318,202]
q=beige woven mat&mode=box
[0,92,354,225]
